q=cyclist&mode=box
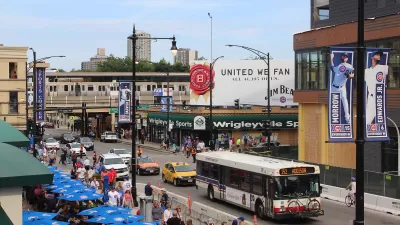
[346,177,356,199]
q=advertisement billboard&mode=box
[161,97,172,112]
[36,68,45,121]
[189,60,295,106]
[153,88,173,97]
[364,48,390,141]
[118,82,131,123]
[328,47,355,142]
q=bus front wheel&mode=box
[207,185,215,201]
[255,200,265,219]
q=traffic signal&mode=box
[234,99,240,109]
[135,99,140,109]
[182,101,187,110]
[262,120,272,137]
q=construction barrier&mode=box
[321,184,400,216]
[136,183,254,225]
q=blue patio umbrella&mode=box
[52,187,95,194]
[85,214,144,224]
[45,180,84,190]
[58,192,102,201]
[23,211,57,222]
[78,205,131,216]
[24,219,70,225]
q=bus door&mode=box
[266,177,275,215]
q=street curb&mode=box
[118,140,176,154]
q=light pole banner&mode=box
[189,60,296,106]
[36,68,45,121]
[364,48,390,142]
[161,97,172,112]
[118,81,131,123]
[27,91,34,107]
[328,47,355,142]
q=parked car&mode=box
[42,134,53,142]
[43,122,55,128]
[67,142,86,156]
[61,133,76,144]
[100,132,118,143]
[109,149,131,164]
[162,162,196,186]
[136,156,160,175]
[44,138,60,150]
[79,137,94,151]
[98,153,129,179]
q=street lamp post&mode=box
[354,0,365,224]
[128,24,178,201]
[226,44,272,151]
[209,56,224,148]
[167,72,170,139]
[386,117,400,175]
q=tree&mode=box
[136,61,155,72]
[197,56,207,60]
[56,69,66,72]
[97,55,131,72]
[171,62,190,72]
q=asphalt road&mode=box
[48,128,400,225]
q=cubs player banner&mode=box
[118,81,132,123]
[328,47,355,142]
[364,48,390,142]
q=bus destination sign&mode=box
[279,167,315,175]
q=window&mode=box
[239,171,250,191]
[302,52,310,89]
[201,162,209,177]
[137,86,141,91]
[152,85,156,90]
[310,52,318,89]
[296,53,302,89]
[71,85,74,91]
[54,86,57,92]
[157,85,162,88]
[210,164,219,180]
[9,92,18,113]
[318,8,329,20]
[295,48,330,90]
[377,0,386,8]
[163,85,167,88]
[228,168,240,188]
[98,86,102,91]
[9,62,17,79]
[88,85,94,91]
[50,86,53,92]
[102,86,105,91]
[82,85,85,91]
[252,174,263,195]
[64,85,68,91]
[147,85,151,91]
[318,50,328,89]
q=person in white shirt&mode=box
[76,166,86,180]
[107,186,120,206]
[346,177,356,199]
[229,139,233,151]
[87,167,95,179]
[122,176,132,193]
[90,177,100,190]
[163,204,172,223]
[83,157,90,171]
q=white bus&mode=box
[195,152,324,219]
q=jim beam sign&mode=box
[189,60,296,107]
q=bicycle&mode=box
[345,191,355,207]
[287,191,321,214]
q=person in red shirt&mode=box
[110,168,117,186]
[107,169,115,187]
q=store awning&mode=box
[0,143,53,188]
[0,206,13,225]
[0,120,29,148]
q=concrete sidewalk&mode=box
[118,139,178,154]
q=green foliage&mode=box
[96,55,189,72]
[197,56,207,60]
[56,69,66,72]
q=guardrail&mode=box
[321,184,400,216]
[136,183,254,225]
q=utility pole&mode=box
[81,102,85,136]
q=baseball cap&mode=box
[341,52,349,57]
[237,216,245,221]
[372,50,383,57]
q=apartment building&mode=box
[0,44,29,131]
[81,48,108,71]
[127,31,152,61]
[174,48,198,65]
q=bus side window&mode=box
[201,162,209,177]
[210,164,219,180]
[252,174,263,195]
[228,168,240,188]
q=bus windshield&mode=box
[274,175,320,200]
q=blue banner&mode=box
[364,48,390,142]
[36,68,45,121]
[118,82,131,123]
[328,47,355,142]
[161,97,172,112]
[153,88,163,96]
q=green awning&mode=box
[0,120,29,148]
[0,143,53,188]
[0,206,12,225]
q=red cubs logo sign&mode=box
[280,96,286,103]
[376,72,383,82]
[189,64,215,96]
[370,124,377,131]
[334,125,341,132]
[339,65,346,73]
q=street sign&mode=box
[109,108,118,114]
[137,105,150,109]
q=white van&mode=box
[98,153,129,179]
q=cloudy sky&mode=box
[0,0,310,71]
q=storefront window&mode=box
[296,53,302,89]
[301,52,310,89]
[310,52,318,89]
